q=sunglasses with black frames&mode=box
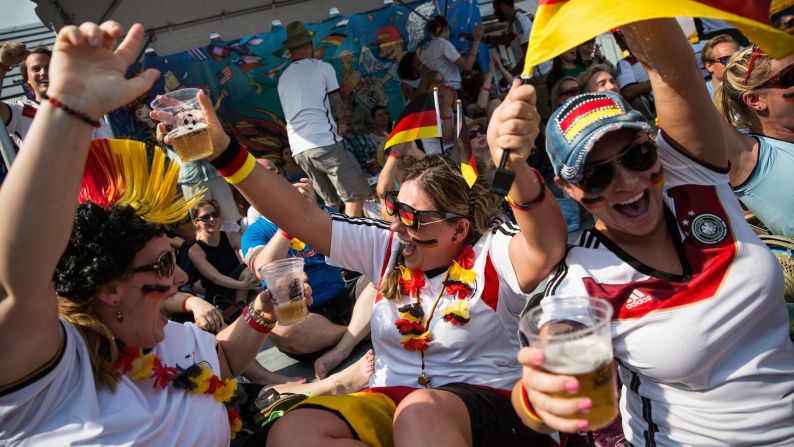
[195,211,220,222]
[576,141,659,194]
[131,251,176,279]
[384,191,466,230]
[467,126,485,139]
[755,63,794,90]
[708,55,732,66]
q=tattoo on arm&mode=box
[328,91,346,120]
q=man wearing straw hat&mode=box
[277,21,370,217]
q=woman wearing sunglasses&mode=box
[504,20,794,446]
[0,22,324,445]
[159,64,567,442]
[187,199,260,318]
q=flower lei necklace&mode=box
[393,246,476,386]
[114,346,243,439]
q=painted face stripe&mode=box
[559,98,620,133]
[563,107,622,142]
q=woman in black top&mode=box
[188,199,260,311]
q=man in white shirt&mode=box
[0,42,114,150]
[484,0,532,76]
[276,22,370,217]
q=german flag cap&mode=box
[545,91,651,183]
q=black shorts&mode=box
[437,382,550,447]
[308,277,358,326]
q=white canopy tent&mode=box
[31,0,398,56]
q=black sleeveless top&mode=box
[195,232,243,301]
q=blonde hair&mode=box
[378,156,500,301]
[714,47,774,130]
[700,34,737,66]
[59,297,122,391]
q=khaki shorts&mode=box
[293,142,370,205]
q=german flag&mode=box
[321,33,347,46]
[522,0,794,77]
[384,93,439,150]
[457,129,478,189]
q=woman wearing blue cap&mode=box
[487,20,794,447]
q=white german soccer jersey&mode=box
[328,215,528,390]
[542,134,794,446]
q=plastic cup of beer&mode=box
[258,258,308,326]
[150,88,214,162]
[519,296,618,430]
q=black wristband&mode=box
[209,139,242,171]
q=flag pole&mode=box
[455,99,463,139]
[433,86,443,151]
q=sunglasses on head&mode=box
[131,251,176,279]
[196,211,220,222]
[756,63,794,90]
[709,55,732,66]
[384,191,465,230]
[467,126,485,139]
[576,141,658,194]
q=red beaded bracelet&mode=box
[0,63,12,73]
[42,92,100,128]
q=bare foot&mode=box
[326,349,375,395]
[244,368,308,386]
[314,344,353,380]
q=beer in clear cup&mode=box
[258,258,307,326]
[150,88,214,162]
[519,296,618,430]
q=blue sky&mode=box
[0,0,41,30]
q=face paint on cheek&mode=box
[412,237,439,247]
[142,283,171,296]
[650,168,665,187]
[581,196,607,209]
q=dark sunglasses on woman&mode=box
[756,63,794,90]
[196,211,220,222]
[576,141,658,194]
[383,191,465,230]
[467,126,485,140]
[132,251,176,279]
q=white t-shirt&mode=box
[328,214,529,390]
[541,134,794,446]
[615,56,650,89]
[5,99,115,148]
[506,12,532,64]
[424,38,463,90]
[0,319,230,446]
[277,59,342,155]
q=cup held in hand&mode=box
[150,88,214,162]
[258,258,308,326]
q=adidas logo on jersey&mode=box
[625,289,653,309]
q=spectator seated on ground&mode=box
[186,200,260,316]
[242,177,376,379]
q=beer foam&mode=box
[542,337,612,375]
[167,121,208,139]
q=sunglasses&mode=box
[756,63,794,90]
[384,191,465,230]
[131,251,176,279]
[561,87,580,97]
[196,211,220,222]
[576,142,658,194]
[467,126,485,139]
[708,55,732,66]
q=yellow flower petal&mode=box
[289,238,306,251]
[130,354,156,380]
[189,364,214,394]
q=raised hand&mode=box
[486,78,540,168]
[151,90,231,156]
[0,41,29,67]
[46,22,159,119]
